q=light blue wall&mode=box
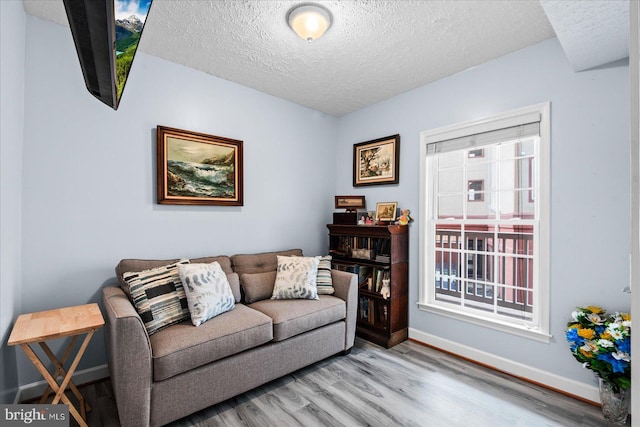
[0,0,26,404]
[337,38,630,388]
[17,15,337,385]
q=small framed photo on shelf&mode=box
[353,134,400,187]
[335,195,366,210]
[375,202,397,222]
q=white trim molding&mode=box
[13,364,109,404]
[408,328,599,403]
[629,0,639,424]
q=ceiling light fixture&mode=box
[287,4,332,42]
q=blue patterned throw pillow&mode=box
[271,256,320,300]
[178,262,235,326]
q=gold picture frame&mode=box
[353,134,400,186]
[157,126,243,206]
[375,202,398,222]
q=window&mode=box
[467,180,484,202]
[419,103,550,341]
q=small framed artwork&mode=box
[353,134,400,187]
[375,202,398,222]
[157,126,243,206]
[335,195,366,210]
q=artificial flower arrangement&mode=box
[565,306,631,392]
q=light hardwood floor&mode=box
[76,339,627,426]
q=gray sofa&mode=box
[102,249,357,427]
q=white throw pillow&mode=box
[178,262,235,326]
[271,255,320,300]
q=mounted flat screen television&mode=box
[63,0,153,110]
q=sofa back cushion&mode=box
[241,271,277,303]
[115,256,234,300]
[231,249,303,276]
[232,249,303,302]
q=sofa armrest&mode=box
[330,269,358,351]
[102,286,152,427]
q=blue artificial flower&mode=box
[597,353,627,373]
[618,338,631,354]
[566,328,583,345]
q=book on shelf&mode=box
[372,268,390,293]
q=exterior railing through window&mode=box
[434,224,534,321]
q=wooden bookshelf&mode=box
[327,224,408,348]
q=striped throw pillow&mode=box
[316,255,335,295]
[124,259,191,335]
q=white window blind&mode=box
[427,121,540,155]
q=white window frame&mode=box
[418,102,551,342]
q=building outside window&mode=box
[419,103,550,341]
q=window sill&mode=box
[417,302,552,343]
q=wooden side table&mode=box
[8,303,105,427]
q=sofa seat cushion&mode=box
[149,304,273,381]
[249,295,345,342]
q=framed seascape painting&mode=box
[157,126,244,206]
[353,134,400,187]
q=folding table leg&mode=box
[39,336,77,402]
[39,339,91,415]
[19,342,89,427]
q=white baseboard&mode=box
[13,364,110,404]
[408,328,600,404]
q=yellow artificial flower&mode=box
[621,313,631,321]
[578,328,596,339]
[568,324,580,329]
[579,341,598,358]
[585,306,604,314]
[601,331,613,340]
[579,348,594,358]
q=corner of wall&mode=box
[0,0,27,403]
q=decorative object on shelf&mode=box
[353,134,400,186]
[366,212,374,225]
[287,3,332,42]
[335,195,366,212]
[380,279,390,299]
[565,306,631,424]
[333,212,358,225]
[395,209,413,226]
[157,126,243,206]
[352,248,372,260]
[375,202,398,223]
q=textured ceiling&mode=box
[540,0,629,71]
[21,1,628,116]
